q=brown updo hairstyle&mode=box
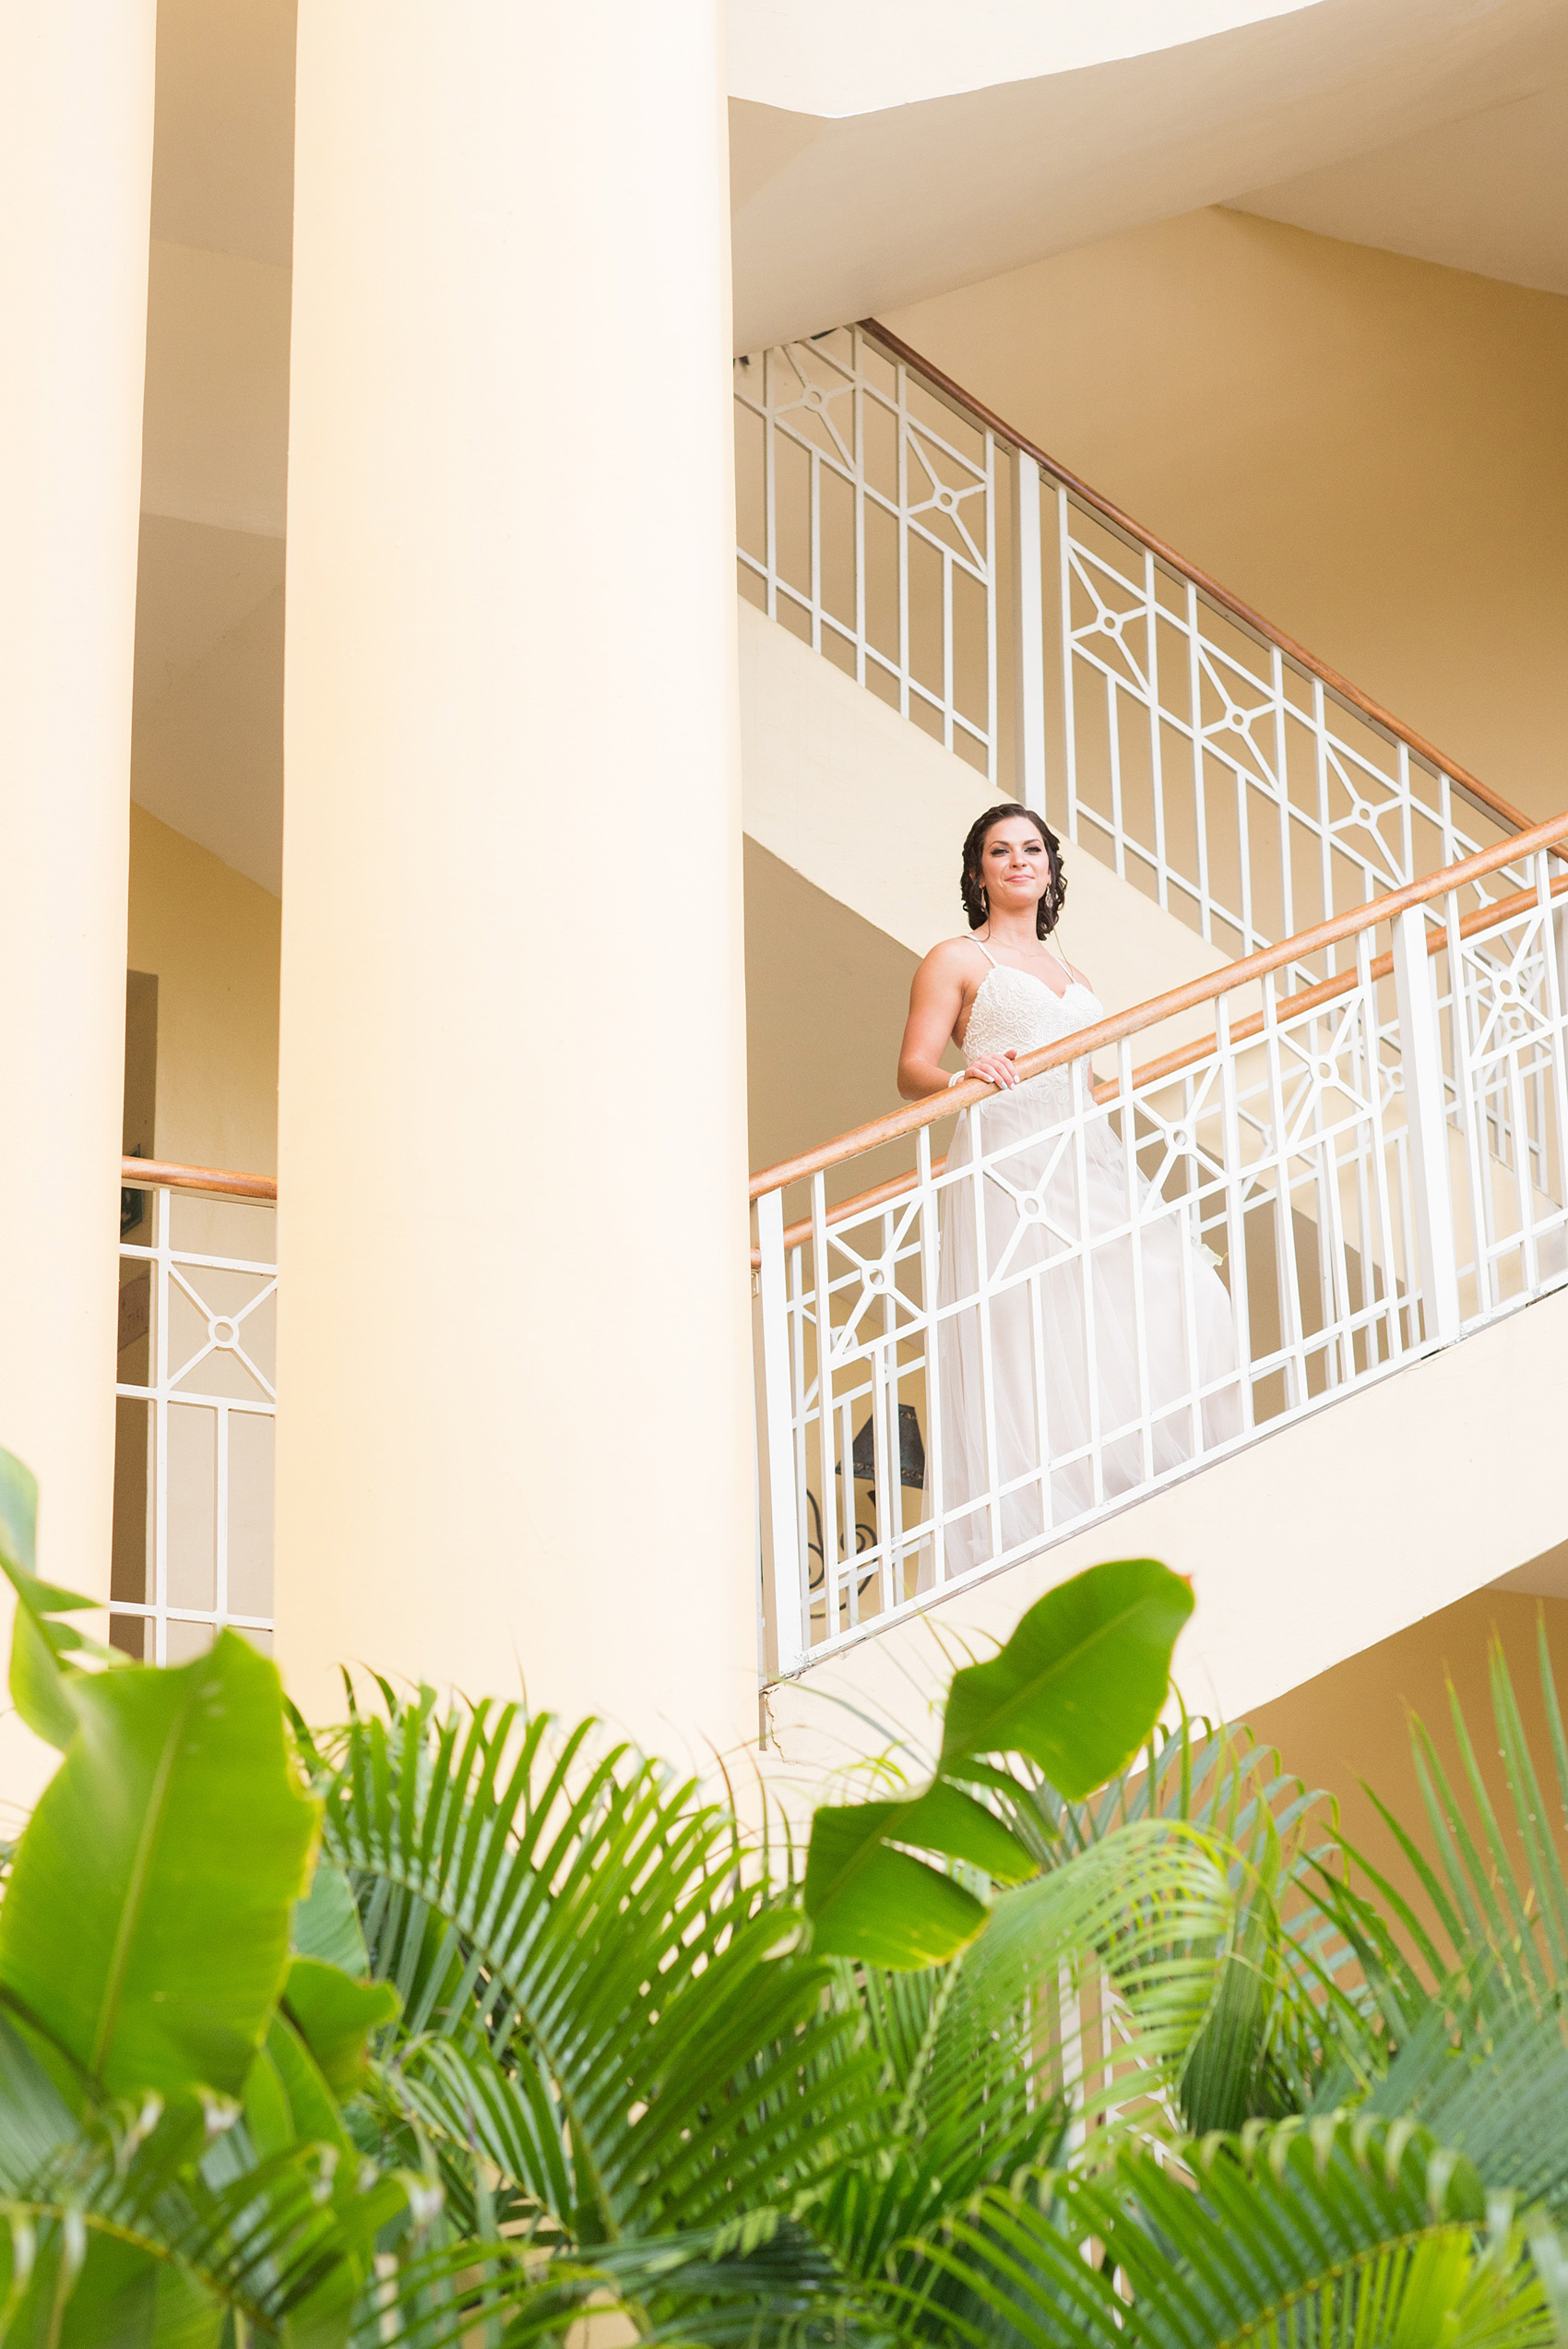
[960,802,1066,937]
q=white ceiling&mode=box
[726,0,1326,118]
[1233,76,1568,294]
[731,0,1568,349]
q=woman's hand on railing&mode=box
[965,1050,1019,1091]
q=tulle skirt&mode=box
[933,1070,1241,1576]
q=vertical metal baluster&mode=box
[852,342,867,691]
[1070,1060,1104,1510]
[916,1125,948,1589]
[874,1205,897,1616]
[1437,765,1457,871]
[1506,964,1538,1302]
[838,1388,861,1627]
[942,544,955,755]
[806,438,820,654]
[889,1200,918,1606]
[1396,744,1415,894]
[1363,939,1405,1365]
[1317,1010,1356,1391]
[1543,858,1568,1278]
[757,1190,807,1675]
[1270,648,1292,947]
[1342,942,1375,1365]
[807,1172,843,1634]
[1119,1043,1153,1484]
[1347,940,1380,1366]
[983,430,998,785]
[1235,733,1256,963]
[153,1187,171,1665]
[1301,1005,1337,1393]
[1028,1242,1051,1536]
[1014,449,1047,807]
[1312,679,1335,963]
[1059,489,1079,845]
[896,360,910,724]
[971,1103,1004,1565]
[1144,550,1170,914]
[1185,585,1212,945]
[1176,1070,1205,1459]
[1107,671,1128,886]
[215,1400,230,1634]
[763,351,778,624]
[1263,980,1309,1410]
[1217,996,1255,1434]
[1393,904,1462,1347]
[789,1241,813,1640]
[1443,893,1485,1321]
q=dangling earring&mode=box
[980,886,989,916]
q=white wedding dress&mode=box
[934,942,1241,1574]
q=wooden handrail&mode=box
[749,806,1568,1204]
[861,317,1538,846]
[121,1156,277,1203]
[755,858,1568,1259]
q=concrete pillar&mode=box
[0,16,154,1637]
[277,2,755,1761]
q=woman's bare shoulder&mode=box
[920,935,984,975]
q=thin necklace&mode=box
[980,928,1069,981]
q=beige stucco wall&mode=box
[1249,1584,1568,1914]
[127,804,280,1174]
[745,839,924,1174]
[882,208,1568,824]
[140,238,291,540]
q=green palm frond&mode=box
[321,1689,883,2249]
[375,2029,570,2242]
[1004,1711,1373,2134]
[780,1821,1238,2319]
[1299,1618,1568,2146]
[524,2218,894,2349]
[0,2105,398,2343]
[908,1820,1237,2138]
[920,2116,1565,2349]
[1323,1626,1568,2016]
[0,2069,568,2347]
[1355,1978,1568,2222]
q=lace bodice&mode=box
[961,964,1105,1067]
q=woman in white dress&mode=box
[897,804,1241,1573]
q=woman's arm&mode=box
[897,943,1019,1099]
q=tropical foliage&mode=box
[3,1435,1568,2344]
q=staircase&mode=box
[738,321,1568,1745]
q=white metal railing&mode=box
[753,820,1568,1675]
[734,322,1538,969]
[114,1174,276,1663]
[734,328,999,781]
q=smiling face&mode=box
[976,815,1052,918]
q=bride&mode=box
[897,803,1241,1572]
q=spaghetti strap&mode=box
[972,939,999,968]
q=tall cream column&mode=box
[0,13,154,1702]
[278,3,756,1759]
